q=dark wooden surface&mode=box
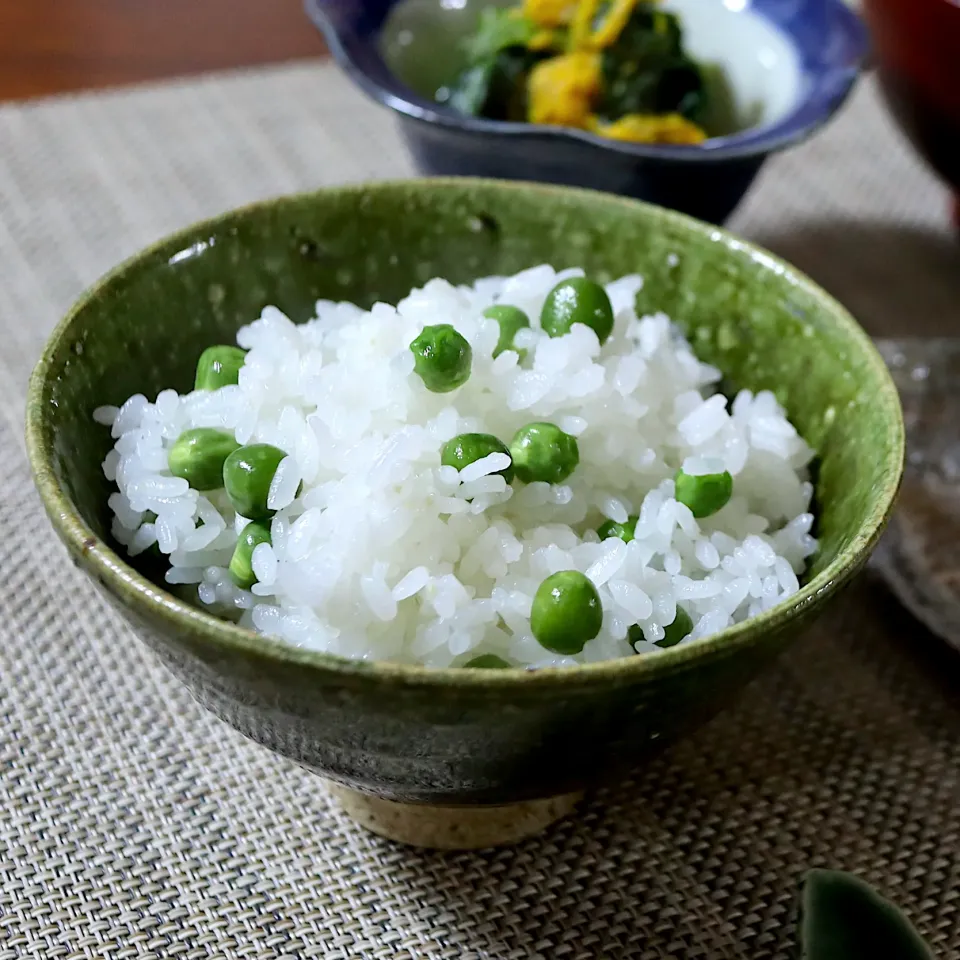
[0,0,328,102]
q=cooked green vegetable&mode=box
[540,277,615,344]
[229,520,272,590]
[484,304,531,359]
[598,515,638,542]
[409,324,473,393]
[437,0,715,144]
[531,570,603,654]
[675,468,733,519]
[223,443,287,520]
[628,606,693,649]
[167,428,240,491]
[464,7,537,64]
[510,422,579,484]
[195,345,247,391]
[441,433,514,482]
[444,50,528,120]
[597,7,706,124]
[463,653,512,669]
[440,7,548,121]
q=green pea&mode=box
[540,277,615,345]
[598,515,638,543]
[661,607,695,647]
[409,324,472,393]
[675,469,733,519]
[463,654,511,669]
[167,428,240,491]
[484,304,530,359]
[223,443,287,519]
[441,433,514,483]
[531,570,603,655]
[195,345,247,391]
[228,520,272,590]
[628,606,694,650]
[509,422,579,484]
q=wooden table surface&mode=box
[0,0,328,102]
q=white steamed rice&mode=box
[94,265,817,668]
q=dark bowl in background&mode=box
[306,0,869,224]
[862,0,960,231]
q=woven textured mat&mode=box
[2,62,960,959]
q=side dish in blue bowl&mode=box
[306,0,869,223]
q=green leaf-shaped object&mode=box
[463,7,535,65]
[801,870,934,960]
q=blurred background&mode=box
[0,0,326,100]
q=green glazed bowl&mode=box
[26,179,903,848]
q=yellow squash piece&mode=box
[567,0,600,49]
[523,0,577,28]
[527,51,602,128]
[592,112,707,144]
[589,0,640,47]
[510,0,706,145]
[568,0,656,50]
[528,28,562,51]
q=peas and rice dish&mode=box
[95,266,818,668]
[438,0,720,144]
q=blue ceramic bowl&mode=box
[306,0,869,224]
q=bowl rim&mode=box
[25,178,905,690]
[304,0,871,163]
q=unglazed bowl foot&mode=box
[327,784,584,849]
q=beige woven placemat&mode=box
[2,61,960,959]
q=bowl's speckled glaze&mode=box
[26,180,903,832]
